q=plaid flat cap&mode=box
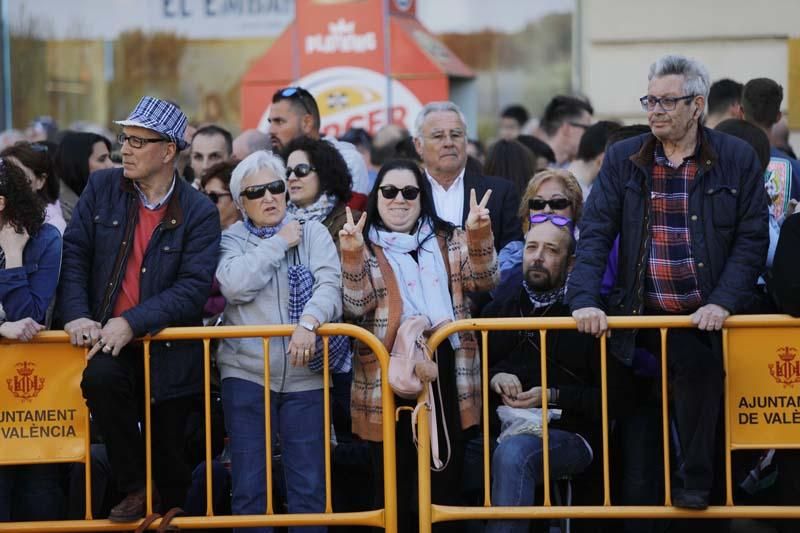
[115,96,189,150]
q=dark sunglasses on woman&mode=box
[528,197,571,211]
[240,180,286,200]
[204,191,232,204]
[379,185,420,201]
[286,163,316,179]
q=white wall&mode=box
[577,0,800,126]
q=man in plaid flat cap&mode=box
[59,96,221,522]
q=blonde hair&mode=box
[518,169,583,232]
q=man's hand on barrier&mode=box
[691,303,730,331]
[491,372,522,399]
[65,317,103,347]
[572,307,609,338]
[414,360,438,382]
[503,386,542,408]
[86,317,134,360]
[0,318,44,342]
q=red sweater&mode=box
[113,203,166,317]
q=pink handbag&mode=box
[389,316,452,470]
[388,315,431,399]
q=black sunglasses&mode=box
[205,191,232,204]
[286,163,316,179]
[240,180,286,200]
[278,87,315,116]
[528,197,571,211]
[379,185,420,201]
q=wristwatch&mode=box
[299,320,318,332]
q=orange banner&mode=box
[0,343,87,464]
[728,328,800,448]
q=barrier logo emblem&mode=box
[769,346,800,387]
[6,361,45,402]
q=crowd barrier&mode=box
[0,324,398,532]
[418,315,800,532]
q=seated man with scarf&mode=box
[481,214,630,533]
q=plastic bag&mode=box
[496,405,562,444]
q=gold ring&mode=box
[304,348,311,356]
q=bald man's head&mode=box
[232,129,270,160]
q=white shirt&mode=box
[426,168,465,228]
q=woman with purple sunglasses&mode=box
[497,169,583,284]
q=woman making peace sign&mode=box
[340,158,498,532]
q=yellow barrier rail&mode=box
[418,314,800,531]
[0,324,398,532]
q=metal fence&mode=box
[417,315,800,532]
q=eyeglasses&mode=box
[529,213,574,232]
[424,130,465,144]
[379,185,421,201]
[205,191,232,204]
[240,179,286,200]
[639,94,695,112]
[118,133,170,149]
[286,163,316,179]
[278,87,315,117]
[528,197,571,211]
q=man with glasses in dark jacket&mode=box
[59,96,220,522]
[568,55,768,511]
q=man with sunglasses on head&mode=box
[58,96,221,522]
[481,217,631,532]
[568,55,769,512]
[267,86,370,210]
[413,101,521,253]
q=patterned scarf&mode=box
[522,280,566,309]
[243,215,287,239]
[287,193,338,224]
[368,218,459,348]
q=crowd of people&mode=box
[0,53,799,533]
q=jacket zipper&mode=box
[100,199,137,322]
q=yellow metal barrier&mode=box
[418,315,800,531]
[0,324,398,532]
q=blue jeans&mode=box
[487,430,592,533]
[222,378,327,533]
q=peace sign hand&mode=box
[339,206,367,251]
[465,188,492,230]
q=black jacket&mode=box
[58,168,221,402]
[567,127,769,365]
[460,169,522,252]
[482,271,633,447]
[769,212,800,316]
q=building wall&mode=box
[577,0,800,142]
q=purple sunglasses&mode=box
[529,213,574,233]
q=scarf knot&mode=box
[243,216,287,239]
[522,280,566,309]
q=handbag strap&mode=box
[411,347,452,471]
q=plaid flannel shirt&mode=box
[644,143,704,313]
